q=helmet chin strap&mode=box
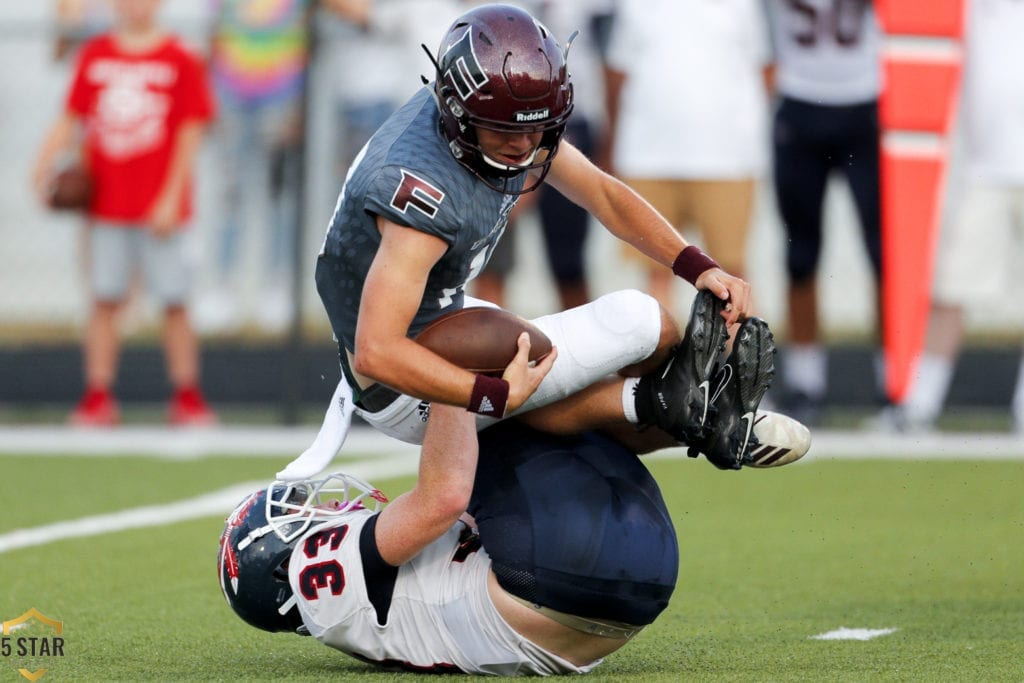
[238,523,273,551]
[278,594,298,615]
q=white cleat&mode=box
[743,410,812,467]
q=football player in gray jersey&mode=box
[291,4,805,478]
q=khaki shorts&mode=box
[621,177,755,273]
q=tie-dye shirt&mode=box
[209,0,310,106]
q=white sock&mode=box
[902,353,953,424]
[1011,356,1024,424]
[622,377,641,424]
[782,344,827,399]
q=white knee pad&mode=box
[517,289,662,412]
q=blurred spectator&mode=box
[604,0,771,319]
[197,0,315,333]
[763,0,883,424]
[53,0,112,62]
[880,0,1024,434]
[324,0,461,174]
[473,0,613,311]
[32,0,217,427]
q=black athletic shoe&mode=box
[689,317,776,470]
[635,289,729,443]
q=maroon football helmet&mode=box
[429,4,574,194]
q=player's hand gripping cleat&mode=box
[688,317,776,470]
[635,289,730,444]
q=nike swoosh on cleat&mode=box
[737,411,756,461]
[710,364,732,405]
[702,343,719,378]
[698,381,710,424]
[660,356,676,380]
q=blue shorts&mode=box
[469,423,678,626]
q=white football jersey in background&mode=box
[960,0,1024,183]
[765,0,882,105]
[606,0,771,179]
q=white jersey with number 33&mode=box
[289,511,596,676]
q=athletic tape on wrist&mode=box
[672,245,720,286]
[469,374,509,417]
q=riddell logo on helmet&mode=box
[515,109,549,122]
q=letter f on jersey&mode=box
[390,170,445,219]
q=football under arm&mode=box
[372,404,480,566]
[353,218,481,407]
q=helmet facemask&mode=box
[264,472,388,544]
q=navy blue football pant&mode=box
[772,96,882,284]
[469,422,678,626]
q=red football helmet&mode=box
[429,4,575,194]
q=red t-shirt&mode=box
[67,34,215,223]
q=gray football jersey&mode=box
[320,87,523,351]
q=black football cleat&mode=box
[635,289,729,444]
[688,317,776,470]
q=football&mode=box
[414,307,553,375]
[48,165,94,211]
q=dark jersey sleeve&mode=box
[363,162,463,245]
[360,513,399,626]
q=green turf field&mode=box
[1,452,1022,681]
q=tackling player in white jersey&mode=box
[220,401,679,675]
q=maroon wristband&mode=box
[672,245,720,286]
[468,374,509,417]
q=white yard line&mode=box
[0,425,413,458]
[799,430,1024,459]
[0,452,419,555]
[811,627,899,641]
[0,426,1021,459]
[2,426,1022,554]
